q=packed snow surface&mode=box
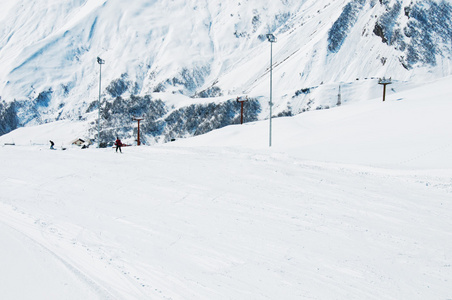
[0,76,451,299]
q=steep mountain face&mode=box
[0,0,451,144]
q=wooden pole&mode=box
[137,119,141,146]
[133,117,144,146]
[236,96,248,124]
[378,77,392,102]
[240,101,244,124]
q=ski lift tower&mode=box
[378,77,392,102]
[236,96,249,124]
[132,116,144,146]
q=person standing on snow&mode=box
[115,137,123,153]
[50,140,55,150]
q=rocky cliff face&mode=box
[372,0,452,68]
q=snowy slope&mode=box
[0,0,451,140]
[179,75,452,170]
[0,71,451,299]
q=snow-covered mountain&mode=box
[1,0,451,144]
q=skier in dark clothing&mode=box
[115,137,122,153]
[50,140,55,150]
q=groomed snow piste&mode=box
[0,76,451,299]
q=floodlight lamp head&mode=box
[266,33,276,43]
[97,57,105,64]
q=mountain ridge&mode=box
[0,0,451,144]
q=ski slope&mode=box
[0,77,451,299]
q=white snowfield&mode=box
[0,77,451,299]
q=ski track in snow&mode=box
[0,144,451,299]
[0,205,114,299]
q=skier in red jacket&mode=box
[114,137,123,153]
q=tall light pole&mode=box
[97,57,105,148]
[266,33,276,147]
